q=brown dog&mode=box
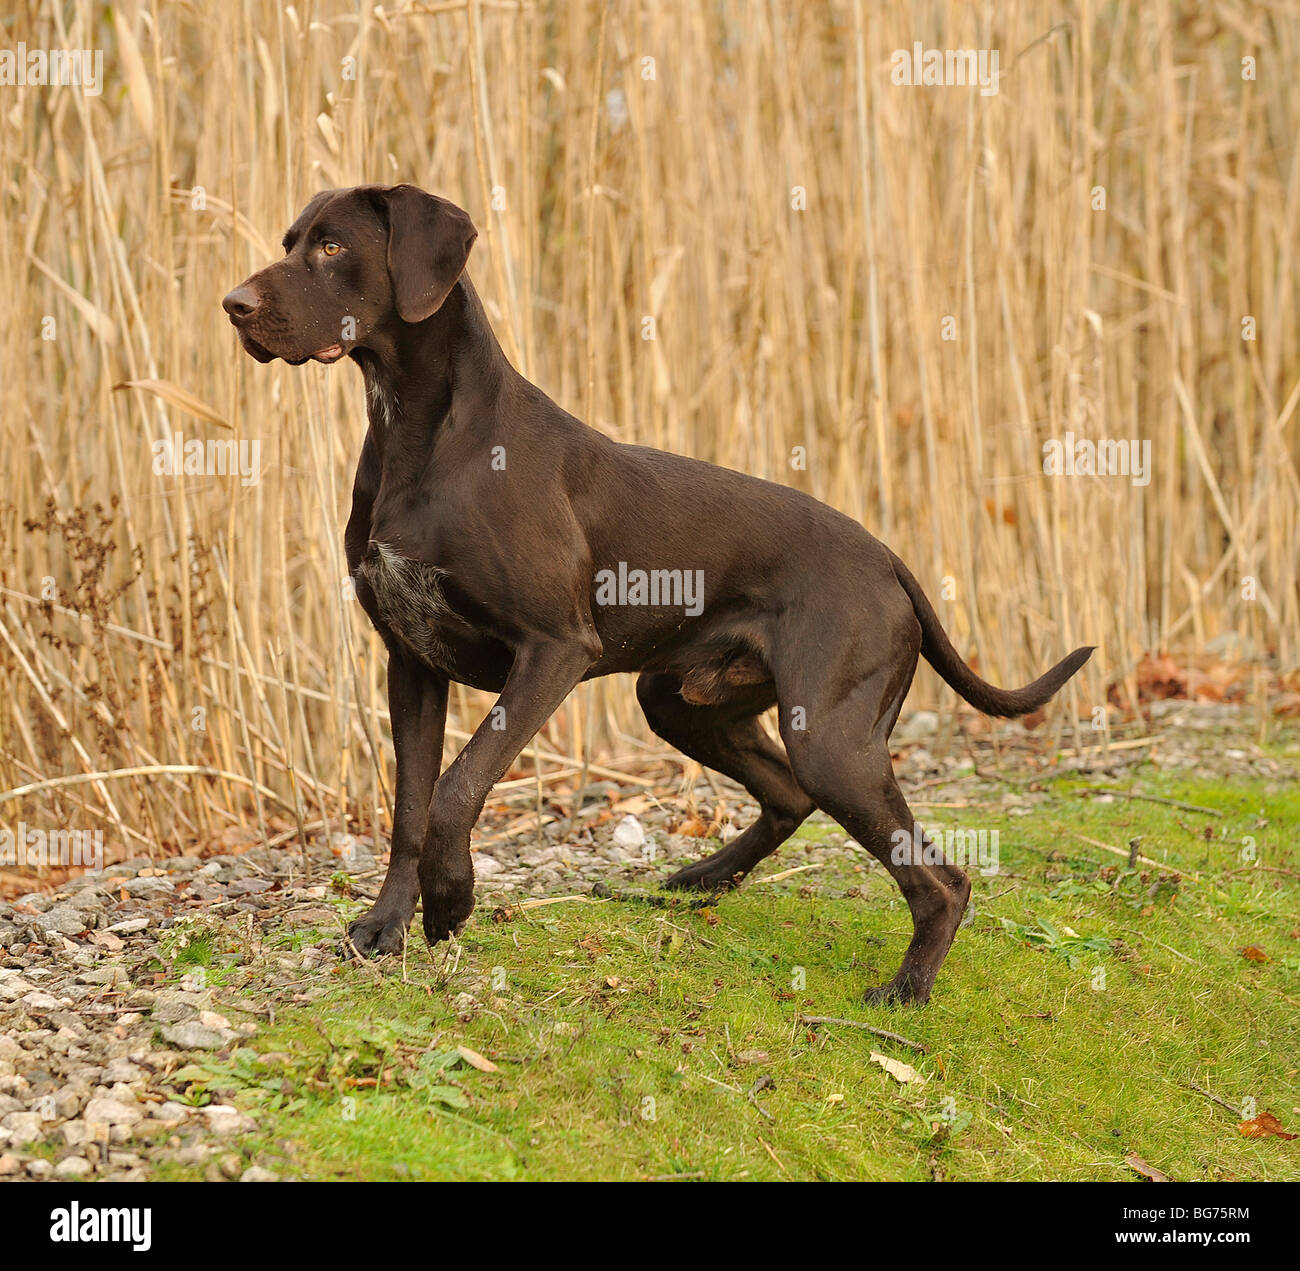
[224,184,1091,1004]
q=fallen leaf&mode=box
[1125,1151,1171,1181]
[455,1045,499,1074]
[1241,946,1269,963]
[1238,1111,1296,1140]
[870,1051,925,1086]
[428,1085,469,1109]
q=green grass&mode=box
[155,763,1300,1181]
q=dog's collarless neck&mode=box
[354,278,509,466]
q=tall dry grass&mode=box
[0,0,1296,859]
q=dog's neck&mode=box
[353,276,508,471]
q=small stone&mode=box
[284,906,336,926]
[76,965,129,986]
[219,1152,243,1179]
[227,878,275,897]
[30,905,89,936]
[203,1105,255,1135]
[20,990,63,1011]
[472,853,505,878]
[55,1155,93,1179]
[122,877,174,898]
[0,1112,44,1145]
[161,1021,235,1051]
[173,1144,211,1166]
[106,917,150,934]
[0,1154,20,1176]
[151,990,204,1023]
[83,1096,144,1127]
[101,1058,146,1084]
[62,1120,93,1147]
[0,976,37,1002]
[896,710,940,740]
[240,1165,278,1182]
[51,1087,83,1119]
[612,815,646,850]
[26,1158,53,1179]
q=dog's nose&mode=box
[222,284,261,320]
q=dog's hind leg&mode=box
[794,743,968,1005]
[636,673,815,892]
[775,641,970,1005]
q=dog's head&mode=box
[222,184,477,365]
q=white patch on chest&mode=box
[365,377,401,433]
[357,541,450,664]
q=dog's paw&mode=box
[347,906,413,957]
[420,885,476,945]
[661,854,745,893]
[862,972,930,1007]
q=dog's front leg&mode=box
[348,655,448,955]
[419,639,594,944]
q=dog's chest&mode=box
[355,541,452,664]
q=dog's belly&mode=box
[354,542,508,688]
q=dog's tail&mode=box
[890,552,1093,718]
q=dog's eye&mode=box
[322,241,342,257]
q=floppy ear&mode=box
[382,185,478,323]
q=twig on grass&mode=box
[749,863,826,885]
[1225,864,1300,879]
[1085,786,1223,817]
[1183,1079,1240,1117]
[1067,831,1201,880]
[797,1014,928,1054]
[756,1135,789,1175]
